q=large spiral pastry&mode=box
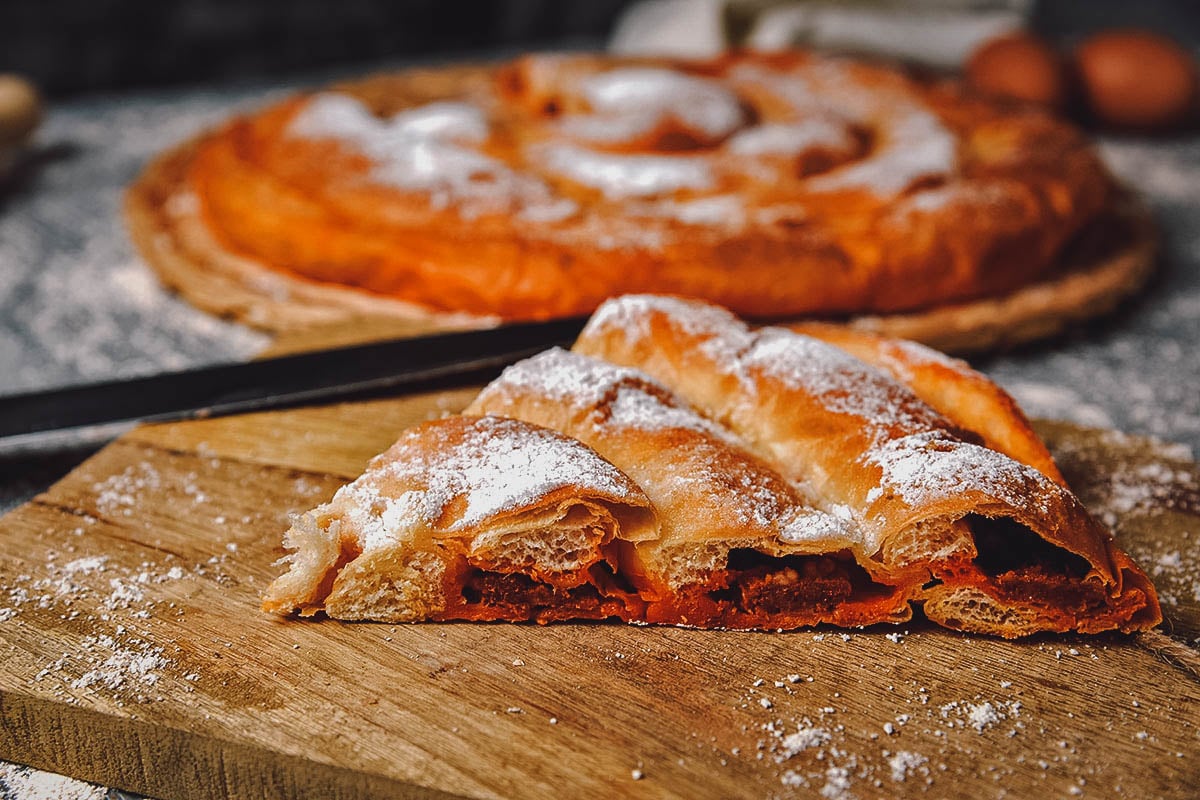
[128,51,1152,342]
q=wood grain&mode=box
[0,393,1197,800]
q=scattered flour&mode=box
[887,750,929,782]
[0,763,106,800]
[70,634,169,693]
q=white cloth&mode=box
[610,0,1030,68]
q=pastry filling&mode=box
[629,548,905,627]
[438,560,642,623]
[955,515,1113,613]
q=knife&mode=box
[0,316,587,457]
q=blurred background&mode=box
[0,0,631,96]
[1,0,1198,96]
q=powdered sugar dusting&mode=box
[778,724,832,759]
[887,750,929,782]
[291,94,488,143]
[1091,459,1197,529]
[730,59,957,196]
[70,634,169,692]
[289,93,563,219]
[583,294,754,366]
[476,348,850,546]
[864,431,1051,512]
[333,416,643,549]
[809,108,956,195]
[939,698,1021,733]
[745,328,944,433]
[727,119,855,158]
[636,195,747,228]
[582,294,1099,570]
[565,67,745,143]
[0,764,107,800]
[747,658,1050,796]
[538,143,715,199]
[589,298,946,442]
[486,348,732,440]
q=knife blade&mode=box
[0,316,587,457]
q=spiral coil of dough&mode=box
[184,51,1117,322]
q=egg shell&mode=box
[966,31,1070,109]
[1075,30,1198,129]
[0,75,43,148]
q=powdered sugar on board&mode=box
[0,544,218,706]
[1041,426,1200,624]
[725,634,1177,798]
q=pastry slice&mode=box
[262,414,657,622]
[789,322,1065,485]
[466,348,916,629]
[574,294,1160,637]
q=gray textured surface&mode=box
[980,137,1200,451]
[0,68,1198,799]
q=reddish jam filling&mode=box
[943,515,1112,614]
[439,561,641,623]
[709,550,858,614]
[655,548,904,629]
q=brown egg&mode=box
[966,31,1069,109]
[0,74,42,147]
[1075,30,1198,129]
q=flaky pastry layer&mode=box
[155,51,1120,324]
[264,295,1160,637]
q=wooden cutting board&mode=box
[1,390,1198,800]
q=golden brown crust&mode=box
[261,414,658,622]
[788,322,1066,485]
[830,197,1158,352]
[124,139,496,333]
[466,347,916,629]
[127,52,1155,350]
[264,296,1160,637]
[573,295,1161,636]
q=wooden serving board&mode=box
[1,391,1198,800]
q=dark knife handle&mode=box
[0,316,587,451]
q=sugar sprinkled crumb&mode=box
[939,699,1018,733]
[70,635,169,693]
[819,764,853,799]
[887,751,929,782]
[777,725,832,760]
